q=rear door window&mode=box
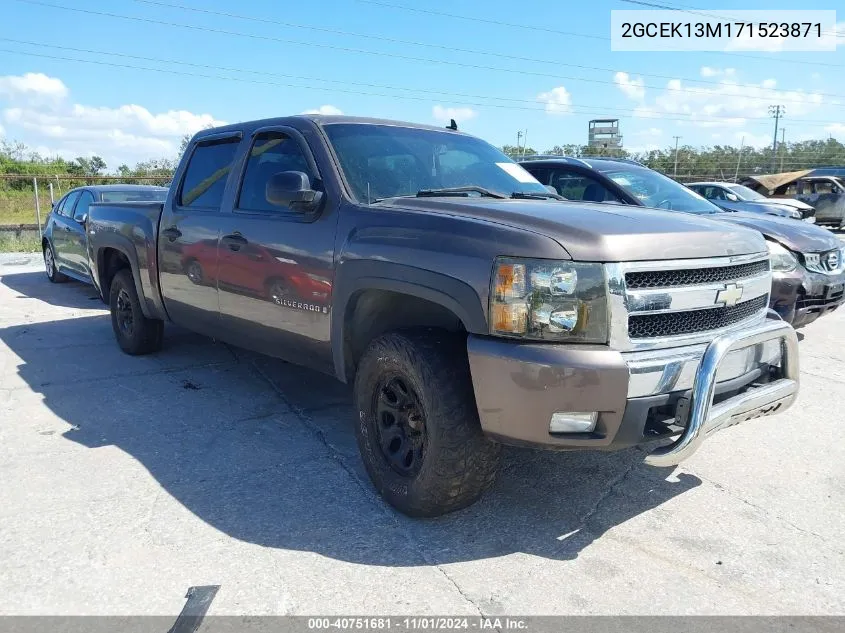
[179,137,241,209]
[58,191,82,217]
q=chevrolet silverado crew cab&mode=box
[85,116,800,517]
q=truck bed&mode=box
[87,201,167,320]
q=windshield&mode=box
[323,123,548,202]
[101,189,168,202]
[595,165,722,214]
[727,184,766,201]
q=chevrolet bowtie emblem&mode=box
[716,283,744,307]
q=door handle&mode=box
[222,233,248,251]
[63,225,72,232]
[162,226,182,241]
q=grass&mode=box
[0,189,51,226]
[0,232,42,253]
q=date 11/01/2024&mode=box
[307,617,528,630]
[620,22,823,39]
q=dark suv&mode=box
[520,157,845,328]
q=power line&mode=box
[129,0,845,97]
[620,0,845,39]
[3,38,840,129]
[359,0,845,67]
[12,0,844,108]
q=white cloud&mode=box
[700,67,736,78]
[0,72,67,102]
[826,123,845,139]
[301,105,343,115]
[536,87,572,115]
[820,21,845,49]
[613,72,645,101]
[431,105,477,123]
[619,70,823,129]
[634,127,663,139]
[0,72,224,168]
[734,131,774,149]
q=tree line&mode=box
[2,134,844,190]
[502,137,845,181]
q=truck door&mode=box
[157,133,241,338]
[216,127,336,374]
[66,189,95,279]
[51,190,81,273]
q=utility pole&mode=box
[768,105,785,173]
[780,128,786,171]
[516,131,523,158]
[734,136,745,182]
[673,136,682,177]
[522,130,528,158]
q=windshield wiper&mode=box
[416,186,506,199]
[511,191,565,201]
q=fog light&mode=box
[550,412,597,433]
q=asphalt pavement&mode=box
[0,251,843,616]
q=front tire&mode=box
[109,269,164,355]
[353,331,500,517]
[44,242,68,283]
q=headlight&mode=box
[789,209,801,220]
[490,258,608,342]
[767,240,797,272]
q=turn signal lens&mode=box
[491,303,528,334]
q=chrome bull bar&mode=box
[644,318,799,467]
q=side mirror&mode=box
[544,185,559,195]
[266,171,322,211]
[726,193,739,202]
[76,214,87,224]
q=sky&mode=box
[1,0,844,170]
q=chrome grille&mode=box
[625,260,770,289]
[629,296,768,339]
[606,252,772,351]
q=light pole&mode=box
[780,128,786,171]
[769,105,785,173]
[516,131,523,158]
[673,136,682,177]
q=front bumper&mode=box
[771,266,845,328]
[467,319,799,466]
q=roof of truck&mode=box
[194,115,470,138]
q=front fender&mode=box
[331,259,488,381]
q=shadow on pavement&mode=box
[1,274,701,566]
[2,271,103,309]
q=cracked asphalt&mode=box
[0,251,843,615]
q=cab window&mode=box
[236,131,316,213]
[74,191,95,221]
[549,171,619,203]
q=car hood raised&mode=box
[382,197,767,262]
[717,212,841,253]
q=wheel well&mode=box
[98,248,131,299]
[343,289,467,382]
[41,237,49,251]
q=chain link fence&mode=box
[0,175,172,228]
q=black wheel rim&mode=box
[373,375,427,477]
[187,262,202,284]
[270,282,290,304]
[44,247,54,277]
[116,288,134,338]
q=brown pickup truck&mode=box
[83,115,800,516]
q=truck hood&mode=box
[716,212,841,253]
[383,197,767,262]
